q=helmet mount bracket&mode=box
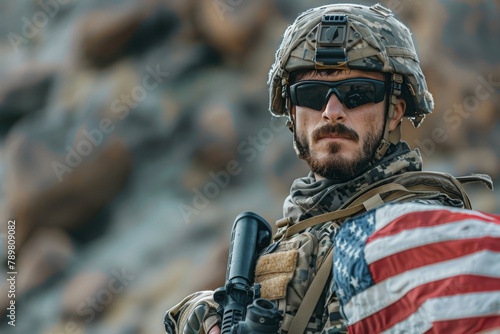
[315,15,349,66]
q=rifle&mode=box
[214,212,282,334]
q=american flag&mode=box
[333,202,500,333]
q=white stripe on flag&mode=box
[374,203,494,232]
[343,251,500,325]
[365,218,500,265]
[382,291,500,334]
[476,328,500,334]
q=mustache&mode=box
[312,123,359,142]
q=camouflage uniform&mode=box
[163,4,492,333]
[164,142,488,333]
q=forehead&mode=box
[297,69,385,82]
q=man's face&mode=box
[291,70,387,181]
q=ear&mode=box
[290,104,296,121]
[388,98,406,131]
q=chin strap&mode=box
[374,73,403,160]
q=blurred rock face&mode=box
[191,0,273,60]
[4,130,131,249]
[78,3,179,68]
[0,1,498,333]
[0,65,56,134]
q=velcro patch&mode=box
[255,250,298,300]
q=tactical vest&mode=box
[254,171,493,334]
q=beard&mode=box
[295,122,383,181]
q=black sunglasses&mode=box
[289,78,386,111]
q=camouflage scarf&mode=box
[283,142,423,223]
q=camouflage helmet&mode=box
[268,3,434,128]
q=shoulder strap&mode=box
[276,171,493,241]
[274,182,428,241]
[390,171,493,210]
[455,173,493,189]
[287,247,334,334]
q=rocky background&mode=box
[0,0,498,333]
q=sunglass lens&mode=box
[295,83,329,111]
[337,82,376,109]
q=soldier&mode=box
[164,3,496,333]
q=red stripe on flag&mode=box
[348,276,500,334]
[369,237,500,282]
[424,316,500,334]
[368,210,500,242]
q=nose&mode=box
[322,92,346,123]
